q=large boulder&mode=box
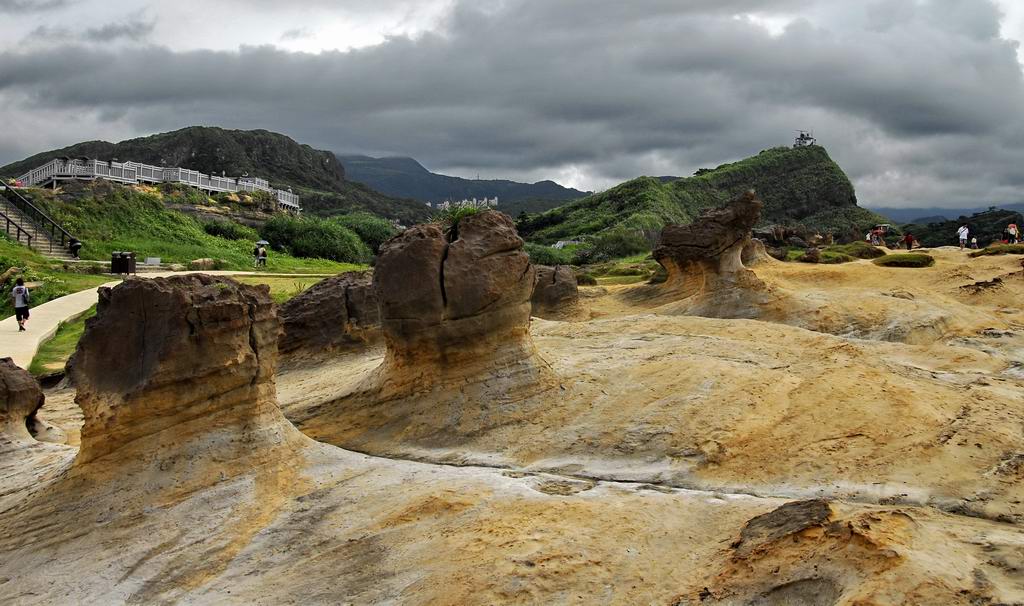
[531,265,579,318]
[69,275,307,466]
[0,358,45,444]
[278,271,379,358]
[375,211,536,374]
[293,210,556,443]
[652,191,771,317]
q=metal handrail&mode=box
[0,186,74,251]
[0,208,33,249]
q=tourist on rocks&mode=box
[1009,223,1019,244]
[10,277,30,332]
[971,236,979,249]
[903,232,915,251]
[957,224,969,250]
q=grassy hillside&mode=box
[0,126,431,224]
[337,154,588,206]
[518,146,886,244]
[18,183,366,273]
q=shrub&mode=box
[330,212,397,254]
[587,227,650,262]
[202,219,259,241]
[261,215,371,263]
[819,251,855,264]
[437,207,480,233]
[872,253,935,268]
[575,273,598,286]
[969,243,1024,258]
[524,242,573,266]
[825,241,886,260]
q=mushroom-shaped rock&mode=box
[278,271,379,359]
[652,191,772,317]
[293,211,556,444]
[375,211,537,376]
[531,265,580,318]
[0,358,45,445]
[70,275,308,467]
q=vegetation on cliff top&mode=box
[518,146,888,245]
[0,126,431,224]
[20,183,368,271]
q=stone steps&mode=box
[0,195,74,260]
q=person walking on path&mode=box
[252,244,261,267]
[257,245,268,268]
[10,278,31,332]
[957,224,969,250]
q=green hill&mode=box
[0,127,431,224]
[903,208,1023,248]
[518,146,886,244]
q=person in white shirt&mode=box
[10,278,30,332]
[957,225,969,250]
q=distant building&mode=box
[435,197,499,211]
[794,131,817,148]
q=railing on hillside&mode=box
[0,208,33,249]
[0,186,73,253]
[16,156,302,212]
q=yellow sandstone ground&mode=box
[4,246,1023,604]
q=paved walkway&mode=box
[0,271,335,369]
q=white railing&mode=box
[16,157,301,212]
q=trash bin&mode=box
[110,251,136,275]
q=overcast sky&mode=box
[1,0,1022,208]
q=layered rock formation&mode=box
[0,358,45,445]
[531,264,579,318]
[652,190,774,317]
[69,275,309,467]
[278,271,379,359]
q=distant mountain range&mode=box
[336,154,589,216]
[868,204,1024,224]
[0,127,432,224]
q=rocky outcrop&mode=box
[652,191,772,317]
[278,271,380,358]
[0,358,45,444]
[293,210,556,444]
[531,265,579,318]
[372,210,549,397]
[69,275,308,466]
[740,238,771,266]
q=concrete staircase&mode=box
[0,187,75,260]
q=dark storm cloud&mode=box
[0,0,1022,207]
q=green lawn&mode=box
[234,275,333,304]
[28,305,96,376]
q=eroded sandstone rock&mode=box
[652,190,771,317]
[293,211,556,443]
[70,275,307,466]
[372,210,548,395]
[531,265,579,318]
[0,358,45,444]
[278,271,379,358]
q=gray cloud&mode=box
[279,27,313,42]
[83,19,155,42]
[0,0,73,12]
[0,0,1022,208]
